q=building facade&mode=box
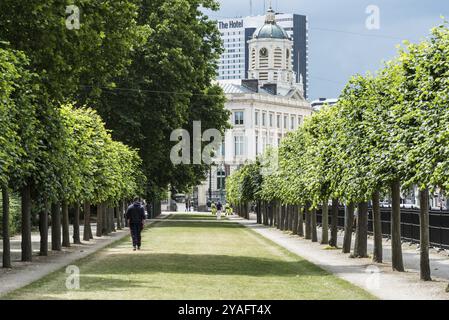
[196,8,313,210]
[217,11,308,98]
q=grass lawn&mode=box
[4,214,376,300]
[167,213,228,220]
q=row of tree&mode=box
[1,0,229,267]
[227,22,449,282]
[0,0,230,209]
[1,46,144,268]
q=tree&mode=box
[96,0,229,201]
[397,23,449,280]
[0,45,40,262]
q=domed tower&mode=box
[248,7,297,93]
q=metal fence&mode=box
[316,206,449,250]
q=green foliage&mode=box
[57,104,145,205]
[96,0,229,200]
[227,22,449,206]
[0,46,39,188]
[0,0,143,103]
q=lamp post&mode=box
[209,164,212,204]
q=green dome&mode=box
[253,8,290,40]
[253,24,290,40]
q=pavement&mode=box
[0,214,168,297]
[232,213,449,300]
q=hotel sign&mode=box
[218,20,244,30]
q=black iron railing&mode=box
[316,206,449,250]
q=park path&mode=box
[234,214,449,300]
[0,215,168,297]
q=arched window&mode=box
[259,48,269,68]
[217,170,226,190]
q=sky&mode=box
[206,0,449,100]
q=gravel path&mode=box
[0,215,168,298]
[233,215,449,300]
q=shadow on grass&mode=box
[84,252,329,277]
[6,276,156,299]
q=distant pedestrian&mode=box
[211,202,217,215]
[217,201,223,220]
[126,197,146,251]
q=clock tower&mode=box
[247,7,302,96]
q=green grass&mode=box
[167,213,228,220]
[3,214,376,300]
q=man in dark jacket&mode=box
[126,197,146,251]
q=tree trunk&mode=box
[297,205,304,237]
[116,205,122,230]
[104,204,110,234]
[342,203,354,253]
[372,190,383,263]
[21,185,32,261]
[321,200,329,245]
[111,206,116,232]
[311,208,318,242]
[353,202,368,258]
[279,204,285,230]
[277,202,281,229]
[83,201,92,241]
[62,201,70,247]
[96,204,103,237]
[419,187,431,281]
[51,202,61,251]
[103,203,109,235]
[329,198,339,247]
[391,179,404,272]
[2,186,11,268]
[122,201,126,228]
[39,201,49,256]
[305,203,311,240]
[288,205,293,231]
[73,203,81,244]
[292,205,299,235]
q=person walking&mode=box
[217,201,223,220]
[126,197,146,251]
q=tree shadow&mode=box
[85,252,330,277]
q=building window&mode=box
[262,113,266,126]
[234,136,244,156]
[298,115,303,126]
[219,141,225,156]
[255,135,259,155]
[262,136,267,154]
[277,115,281,128]
[291,116,295,130]
[284,115,288,129]
[255,111,259,126]
[217,169,226,190]
[234,111,244,125]
[269,113,273,127]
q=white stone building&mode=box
[195,8,313,210]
